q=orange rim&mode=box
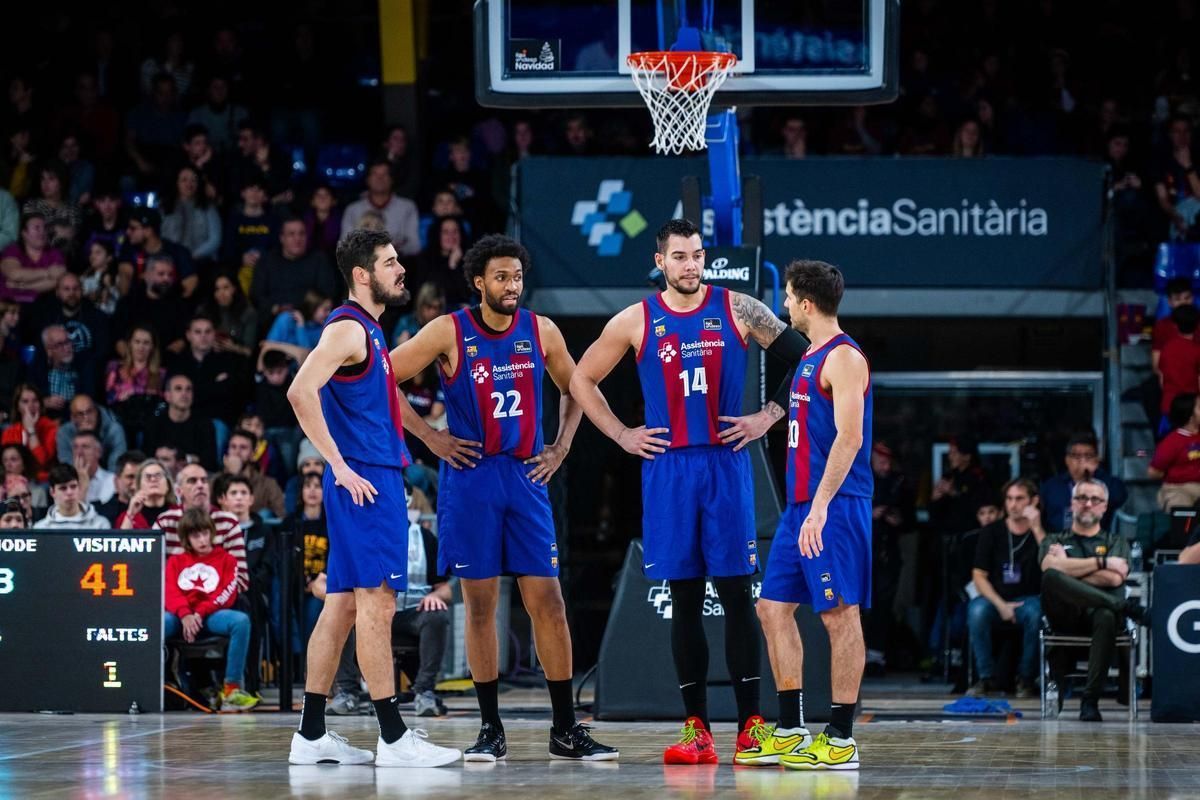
[627,50,738,73]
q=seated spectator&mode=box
[222,428,285,518]
[197,272,257,359]
[155,444,183,479]
[284,440,324,514]
[116,206,195,298]
[339,159,419,255]
[142,375,218,470]
[163,507,259,710]
[975,498,1001,527]
[23,160,82,253]
[1,443,48,510]
[262,290,329,365]
[186,76,247,154]
[222,173,277,294]
[160,164,221,266]
[31,271,110,393]
[255,349,298,438]
[236,412,288,486]
[56,393,128,471]
[112,253,190,354]
[392,282,446,345]
[31,324,85,418]
[1040,431,1128,532]
[1158,304,1200,433]
[1149,393,1200,509]
[394,497,453,717]
[105,325,166,440]
[380,124,418,200]
[1152,278,1193,381]
[433,137,495,231]
[155,462,247,590]
[95,449,145,523]
[215,472,275,643]
[419,188,468,248]
[0,497,27,529]
[33,463,110,529]
[412,217,471,308]
[124,73,186,190]
[80,186,124,254]
[1,383,57,481]
[3,122,36,200]
[229,121,292,206]
[56,132,95,206]
[0,211,66,303]
[72,430,115,506]
[303,182,340,261]
[115,457,176,529]
[1154,114,1200,240]
[178,124,226,205]
[139,32,194,101]
[967,478,1045,698]
[169,314,250,424]
[283,471,327,639]
[1040,479,1148,722]
[80,238,119,315]
[5,474,42,524]
[56,72,120,162]
[952,118,986,158]
[251,217,337,319]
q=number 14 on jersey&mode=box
[678,367,708,397]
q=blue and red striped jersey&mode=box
[439,308,545,459]
[318,302,411,468]
[786,333,873,503]
[634,286,748,449]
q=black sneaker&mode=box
[1079,697,1103,722]
[1122,599,1150,627]
[549,723,620,761]
[464,723,507,762]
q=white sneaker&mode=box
[376,728,462,768]
[289,731,375,765]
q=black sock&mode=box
[546,678,576,732]
[474,679,503,730]
[373,696,408,744]
[669,578,710,728]
[778,689,804,730]
[714,575,761,730]
[299,692,327,741]
[826,702,855,740]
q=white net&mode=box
[627,52,737,155]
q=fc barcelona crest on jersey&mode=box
[824,588,835,601]
[466,345,479,358]
[655,324,666,338]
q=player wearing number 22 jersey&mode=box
[390,234,617,763]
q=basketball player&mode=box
[570,219,810,765]
[389,234,618,762]
[287,229,460,768]
[737,260,872,770]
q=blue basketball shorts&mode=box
[323,460,410,594]
[437,455,559,579]
[761,495,872,611]
[641,445,757,580]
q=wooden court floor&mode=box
[2,697,1199,800]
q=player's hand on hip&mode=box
[333,462,378,506]
[525,443,568,485]
[799,507,827,559]
[428,428,481,469]
[717,410,773,451]
[617,426,671,459]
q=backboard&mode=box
[474,0,899,108]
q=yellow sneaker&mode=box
[781,732,859,771]
[221,687,260,711]
[733,723,812,766]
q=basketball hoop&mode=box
[627,51,737,155]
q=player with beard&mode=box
[287,229,460,768]
[570,219,810,765]
[388,234,618,762]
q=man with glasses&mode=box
[1039,479,1148,721]
[55,394,128,471]
[1039,432,1128,533]
[154,462,248,592]
[4,475,37,524]
[33,324,83,419]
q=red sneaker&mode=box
[733,715,771,763]
[663,717,719,765]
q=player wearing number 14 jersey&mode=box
[572,219,811,765]
[389,234,617,763]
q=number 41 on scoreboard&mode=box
[80,563,135,597]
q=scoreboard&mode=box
[0,530,163,712]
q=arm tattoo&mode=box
[731,292,786,346]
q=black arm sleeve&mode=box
[771,369,794,412]
[765,326,810,366]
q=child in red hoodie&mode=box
[165,507,259,710]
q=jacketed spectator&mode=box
[71,429,115,506]
[116,206,195,298]
[1152,278,1194,378]
[1155,114,1200,239]
[125,73,186,186]
[1040,431,1128,532]
[967,478,1045,698]
[112,253,190,355]
[1,444,47,510]
[178,125,226,205]
[56,394,127,471]
[169,315,249,423]
[155,461,247,590]
[392,282,445,345]
[931,436,993,535]
[222,428,285,518]
[197,272,257,359]
[1040,479,1148,722]
[186,76,247,154]
[255,350,298,464]
[0,212,66,302]
[115,457,176,529]
[1149,393,1200,509]
[222,173,276,293]
[339,159,419,255]
[31,272,108,395]
[95,449,145,523]
[31,324,84,419]
[230,122,292,205]
[1,383,56,480]
[105,325,165,437]
[80,238,119,314]
[56,132,95,206]
[161,165,221,265]
[411,217,471,308]
[250,216,336,317]
[302,182,340,261]
[33,463,109,529]
[163,507,259,710]
[142,374,217,470]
